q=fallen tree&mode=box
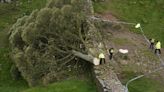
[9,0,94,86]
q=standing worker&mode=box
[149,38,155,50]
[99,53,105,64]
[108,48,114,60]
[155,41,161,54]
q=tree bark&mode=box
[72,50,94,64]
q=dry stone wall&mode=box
[85,0,126,92]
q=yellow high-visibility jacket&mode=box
[156,42,161,49]
[99,53,105,59]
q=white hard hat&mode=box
[135,23,141,28]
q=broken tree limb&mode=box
[72,50,94,64]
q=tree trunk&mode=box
[72,50,94,64]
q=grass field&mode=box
[120,71,164,92]
[22,80,96,92]
[129,77,164,92]
[0,0,47,30]
[0,48,29,92]
[93,0,164,46]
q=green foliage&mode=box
[36,8,52,27]
[10,64,21,80]
[9,0,90,86]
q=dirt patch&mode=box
[95,12,118,21]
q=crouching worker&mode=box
[99,53,105,64]
[108,48,114,60]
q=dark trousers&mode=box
[149,43,154,50]
[155,49,161,54]
[100,58,105,64]
[109,53,113,60]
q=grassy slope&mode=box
[93,0,164,92]
[0,0,47,30]
[93,0,164,46]
[23,80,96,92]
[0,48,29,92]
[129,77,164,92]
[120,71,164,92]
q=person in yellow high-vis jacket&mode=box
[99,53,105,64]
[155,41,161,54]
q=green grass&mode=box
[120,71,164,92]
[140,48,159,61]
[129,77,164,92]
[93,0,164,46]
[22,80,96,92]
[0,0,47,30]
[0,48,29,92]
[112,38,132,45]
